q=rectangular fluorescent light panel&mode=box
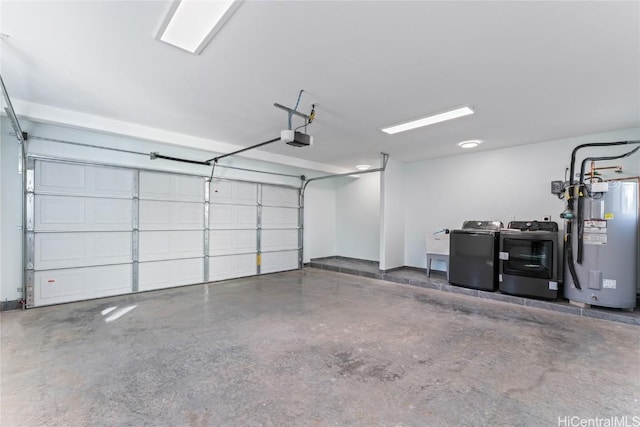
[381,106,474,135]
[157,0,241,54]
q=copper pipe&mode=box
[605,176,640,182]
[596,166,623,171]
[586,165,623,176]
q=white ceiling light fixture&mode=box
[457,139,483,149]
[156,0,243,55]
[381,106,474,135]
[356,164,371,170]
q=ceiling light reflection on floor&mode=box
[104,305,138,323]
[101,306,118,316]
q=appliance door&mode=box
[502,238,554,279]
[499,235,558,299]
[449,231,497,290]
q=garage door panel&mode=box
[209,230,256,256]
[261,250,299,274]
[35,196,132,231]
[138,230,203,261]
[175,203,203,225]
[210,205,257,229]
[37,197,86,225]
[209,254,256,281]
[140,172,171,198]
[35,232,132,270]
[95,199,135,225]
[262,186,298,207]
[93,265,133,295]
[36,161,133,198]
[37,234,86,267]
[138,200,170,225]
[95,168,134,195]
[139,172,203,202]
[93,233,133,260]
[138,258,204,291]
[262,207,298,228]
[139,201,203,230]
[211,180,257,205]
[37,162,85,192]
[261,229,299,252]
[34,264,132,306]
[36,269,86,302]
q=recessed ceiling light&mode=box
[356,164,371,170]
[156,0,242,54]
[381,106,474,135]
[457,140,483,149]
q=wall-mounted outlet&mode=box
[543,215,551,221]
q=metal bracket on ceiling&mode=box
[273,102,310,121]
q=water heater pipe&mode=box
[565,141,640,290]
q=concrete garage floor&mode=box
[1,268,639,426]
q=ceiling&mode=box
[1,1,639,172]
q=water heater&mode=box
[564,181,638,309]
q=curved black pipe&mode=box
[576,144,640,263]
[568,142,629,216]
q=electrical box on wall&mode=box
[590,182,609,193]
[551,180,564,195]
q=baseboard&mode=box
[1,299,22,311]
[310,256,379,265]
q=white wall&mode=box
[1,119,24,306]
[404,127,640,269]
[380,158,406,270]
[335,172,381,261]
[0,120,3,305]
[303,180,337,263]
[0,118,339,303]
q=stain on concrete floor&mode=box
[1,267,639,426]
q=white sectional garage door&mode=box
[137,171,205,292]
[209,180,259,281]
[260,185,300,274]
[31,160,135,306]
[27,159,301,307]
[207,179,301,280]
